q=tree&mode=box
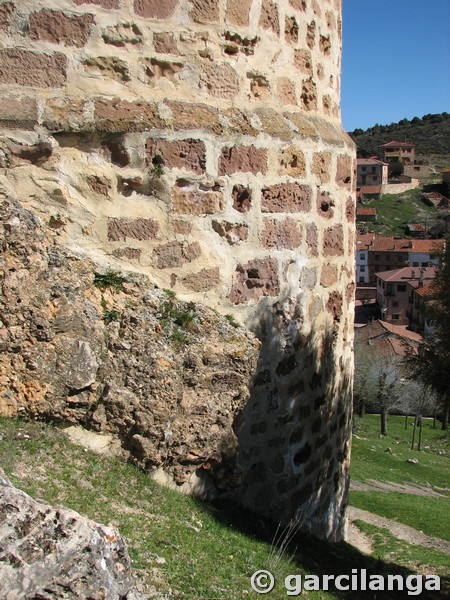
[404,237,450,429]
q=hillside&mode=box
[348,113,450,162]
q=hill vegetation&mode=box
[348,113,450,161]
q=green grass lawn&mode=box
[350,415,449,542]
[2,417,447,599]
[360,188,438,237]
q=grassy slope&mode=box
[2,417,448,598]
[350,415,450,542]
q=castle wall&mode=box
[0,0,355,540]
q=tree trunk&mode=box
[404,414,408,430]
[380,409,388,436]
[360,399,366,419]
[442,404,449,431]
[418,416,423,451]
[411,415,418,450]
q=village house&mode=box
[378,141,416,165]
[356,157,388,187]
[376,266,437,325]
[408,282,436,335]
[356,206,377,223]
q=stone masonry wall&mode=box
[0,0,355,540]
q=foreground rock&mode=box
[0,469,145,599]
[0,198,260,494]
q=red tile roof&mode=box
[378,141,415,148]
[414,283,437,298]
[357,207,377,216]
[375,266,437,284]
[357,158,388,166]
[358,185,382,194]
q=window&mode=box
[413,262,419,267]
[359,253,365,260]
[360,266,366,272]
[372,167,376,174]
[422,262,429,267]
[397,284,406,292]
[359,276,365,283]
[374,254,380,262]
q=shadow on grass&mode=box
[203,498,449,599]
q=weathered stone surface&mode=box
[225,0,252,26]
[199,62,240,99]
[229,258,279,304]
[326,290,343,321]
[301,77,318,110]
[317,191,334,219]
[289,0,306,9]
[189,0,219,23]
[285,15,299,44]
[107,218,159,241]
[0,470,145,600]
[306,19,316,49]
[84,56,131,82]
[294,48,313,75]
[261,183,311,213]
[102,22,143,46]
[112,247,142,260]
[183,267,220,291]
[323,224,344,257]
[146,139,206,174]
[87,174,112,195]
[134,0,179,19]
[143,56,184,82]
[222,108,259,136]
[0,96,38,129]
[153,240,200,268]
[74,0,120,7]
[336,154,352,187]
[276,77,297,105]
[248,72,271,100]
[172,180,223,215]
[0,2,14,29]
[0,50,67,87]
[259,0,280,35]
[312,151,331,183]
[254,107,293,141]
[212,220,248,245]
[0,141,52,168]
[306,222,318,257]
[94,98,165,132]
[218,145,267,176]
[42,97,88,131]
[278,145,306,177]
[166,101,223,135]
[153,31,179,53]
[232,185,252,213]
[261,217,302,250]
[29,10,94,47]
[320,264,338,287]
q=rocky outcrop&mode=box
[0,469,145,600]
[0,198,259,493]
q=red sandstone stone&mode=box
[183,267,220,292]
[0,2,13,29]
[112,247,142,260]
[320,264,338,287]
[172,181,224,215]
[107,218,159,241]
[134,0,179,19]
[153,32,179,54]
[262,218,302,250]
[166,101,223,135]
[225,0,252,26]
[222,108,259,137]
[42,97,89,132]
[146,139,206,174]
[74,0,120,7]
[278,146,306,177]
[346,196,356,221]
[94,98,165,132]
[29,10,94,47]
[261,183,311,213]
[323,225,344,257]
[326,291,343,321]
[300,77,318,111]
[317,192,334,219]
[289,0,306,10]
[154,241,200,269]
[294,49,313,76]
[189,0,219,23]
[276,78,297,106]
[232,185,252,213]
[172,220,192,235]
[212,221,248,245]
[306,222,318,257]
[0,50,67,88]
[87,175,112,196]
[218,146,267,176]
[312,152,331,183]
[320,34,331,55]
[285,16,299,44]
[229,258,280,305]
[0,96,38,129]
[336,154,352,187]
[259,0,280,35]
[200,62,240,100]
[254,108,293,141]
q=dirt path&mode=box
[351,479,448,498]
[347,506,450,555]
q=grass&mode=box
[350,414,449,542]
[94,270,125,292]
[359,188,437,237]
[2,418,447,599]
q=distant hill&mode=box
[348,113,450,159]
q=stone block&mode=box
[147,139,206,174]
[218,145,267,176]
[134,0,179,19]
[294,49,313,76]
[306,222,318,257]
[346,196,356,221]
[289,0,306,9]
[317,191,334,219]
[225,0,252,26]
[42,97,88,131]
[107,218,159,241]
[306,20,316,49]
[312,152,331,183]
[320,264,338,287]
[229,258,279,305]
[232,185,252,213]
[112,247,142,260]
[323,225,344,257]
[29,10,94,47]
[285,15,299,44]
[0,50,67,88]
[74,0,120,7]
[94,98,165,132]
[300,77,318,111]
[84,56,131,82]
[222,108,258,137]
[336,154,352,187]
[259,0,280,35]
[0,96,38,129]
[254,108,293,141]
[326,290,343,321]
[278,145,306,177]
[172,220,192,235]
[276,78,297,106]
[87,175,112,196]
[102,22,143,46]
[212,220,248,245]
[189,0,219,23]
[153,240,201,269]
[166,101,223,135]
[172,181,224,215]
[261,183,311,213]
[183,267,220,292]
[153,32,179,54]
[200,62,240,100]
[0,2,14,29]
[261,218,302,250]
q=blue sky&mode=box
[341,0,450,132]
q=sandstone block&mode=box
[166,101,223,135]
[102,22,143,46]
[154,240,200,268]
[146,138,206,174]
[0,96,37,129]
[320,34,331,55]
[225,0,252,27]
[306,20,316,49]
[300,77,318,111]
[285,15,299,44]
[289,0,306,9]
[218,145,267,176]
[183,267,220,292]
[326,290,343,321]
[259,0,280,35]
[107,218,159,241]
[200,62,240,99]
[261,183,311,213]
[229,258,279,305]
[306,222,318,257]
[112,247,141,260]
[254,107,293,141]
[74,0,120,7]
[172,220,192,235]
[317,191,334,219]
[262,217,302,250]
[222,108,258,137]
[144,56,184,82]
[0,50,67,88]
[294,49,313,76]
[248,72,271,100]
[312,152,332,183]
[336,154,352,187]
[212,220,248,245]
[29,10,94,47]
[94,98,165,132]
[134,0,179,19]
[278,145,306,177]
[84,56,131,82]
[323,224,344,257]
[346,196,356,221]
[0,2,13,29]
[172,181,223,215]
[101,140,131,167]
[276,78,297,106]
[320,264,338,287]
[87,175,112,196]
[153,32,179,54]
[42,97,88,131]
[189,0,219,23]
[232,185,252,213]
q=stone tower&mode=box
[0,0,355,540]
